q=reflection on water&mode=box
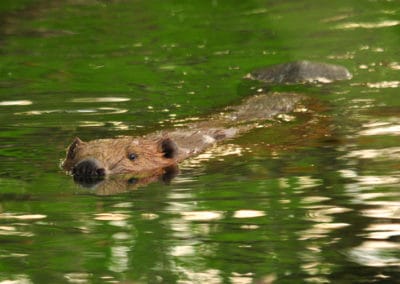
[344,147,400,159]
[389,62,400,70]
[367,81,400,89]
[181,143,247,168]
[181,211,223,221]
[70,97,130,103]
[359,121,400,136]
[335,20,400,29]
[348,241,400,267]
[0,213,46,220]
[336,107,400,277]
[15,107,128,116]
[0,0,400,283]
[0,100,32,106]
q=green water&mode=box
[0,0,399,283]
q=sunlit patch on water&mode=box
[343,147,400,159]
[230,272,259,284]
[352,175,399,186]
[347,241,400,267]
[70,97,130,103]
[0,213,46,220]
[78,120,130,130]
[388,62,400,70]
[279,176,323,190]
[174,268,221,284]
[335,118,400,269]
[170,245,195,257]
[109,245,130,273]
[0,100,32,106]
[0,274,31,284]
[358,121,400,136]
[0,225,33,237]
[300,204,352,240]
[233,210,265,218]
[64,273,92,284]
[362,202,400,220]
[181,211,223,221]
[180,143,247,169]
[339,167,400,187]
[367,81,400,89]
[140,213,159,220]
[346,98,375,109]
[0,214,46,238]
[335,20,400,29]
[15,107,128,116]
[76,121,105,127]
[94,213,130,221]
[365,223,400,239]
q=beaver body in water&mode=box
[62,92,304,178]
[62,61,352,189]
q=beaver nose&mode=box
[72,158,106,177]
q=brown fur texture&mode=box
[62,136,177,176]
[62,92,305,180]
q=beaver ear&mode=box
[66,137,84,159]
[158,138,178,159]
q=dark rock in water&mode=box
[245,60,352,84]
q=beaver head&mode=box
[61,136,178,178]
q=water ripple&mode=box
[347,241,400,267]
[181,211,223,221]
[0,100,32,106]
[335,20,400,29]
[367,81,400,89]
[15,107,128,116]
[344,147,400,159]
[70,97,130,103]
[359,122,400,136]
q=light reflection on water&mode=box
[359,121,400,136]
[348,241,400,267]
[367,81,400,89]
[2,105,400,282]
[180,143,246,168]
[0,0,399,283]
[0,100,33,106]
[335,20,400,29]
[335,104,400,273]
[15,107,128,116]
[70,97,130,103]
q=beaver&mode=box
[62,92,304,178]
[62,61,352,189]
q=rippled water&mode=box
[0,0,399,283]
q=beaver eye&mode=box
[128,153,137,161]
[127,177,138,185]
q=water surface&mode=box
[0,0,399,283]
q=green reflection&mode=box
[0,0,399,283]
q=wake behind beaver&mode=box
[61,60,352,192]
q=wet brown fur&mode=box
[62,136,177,176]
[62,92,305,179]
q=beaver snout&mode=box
[72,158,106,177]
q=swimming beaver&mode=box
[62,61,352,187]
[62,92,304,178]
